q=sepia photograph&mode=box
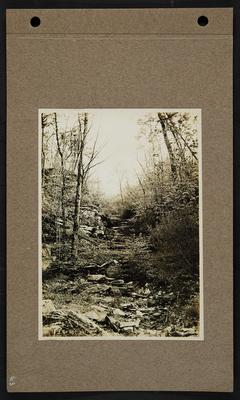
[39,109,202,339]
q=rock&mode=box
[42,300,56,316]
[106,264,121,279]
[42,244,51,258]
[82,264,98,271]
[121,303,134,310]
[97,303,109,309]
[42,324,61,336]
[79,225,93,235]
[85,307,107,323]
[170,327,196,337]
[69,285,79,294]
[144,288,151,296]
[122,326,134,333]
[92,228,105,238]
[162,292,175,302]
[147,298,156,307]
[42,244,51,271]
[79,206,105,231]
[108,287,121,296]
[138,287,151,296]
[112,308,126,317]
[44,310,106,335]
[102,296,114,304]
[42,260,51,271]
[111,279,125,286]
[88,284,110,294]
[87,274,106,283]
[139,307,155,313]
[162,327,172,337]
[78,278,87,285]
[119,319,140,329]
[136,310,143,317]
[136,298,148,307]
[113,244,125,250]
[93,305,107,312]
[106,316,119,332]
[117,286,130,295]
[131,292,144,298]
[153,312,161,317]
[100,259,118,269]
[71,311,107,334]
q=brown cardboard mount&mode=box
[7,9,233,392]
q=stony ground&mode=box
[42,220,199,338]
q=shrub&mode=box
[149,210,199,274]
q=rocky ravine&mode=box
[42,221,199,338]
[42,262,198,338]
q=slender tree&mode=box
[41,113,50,188]
[71,113,102,260]
[157,113,177,181]
[54,112,69,237]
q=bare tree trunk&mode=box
[60,160,67,237]
[71,113,87,260]
[54,112,67,237]
[71,162,83,259]
[171,123,198,161]
[71,112,102,262]
[158,113,177,181]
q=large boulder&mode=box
[79,206,105,237]
[106,265,121,278]
[85,306,108,323]
[99,260,121,278]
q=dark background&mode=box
[0,0,239,399]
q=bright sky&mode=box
[40,109,200,198]
[89,109,145,197]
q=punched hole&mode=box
[197,16,208,27]
[30,16,41,28]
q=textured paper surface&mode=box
[7,8,233,392]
